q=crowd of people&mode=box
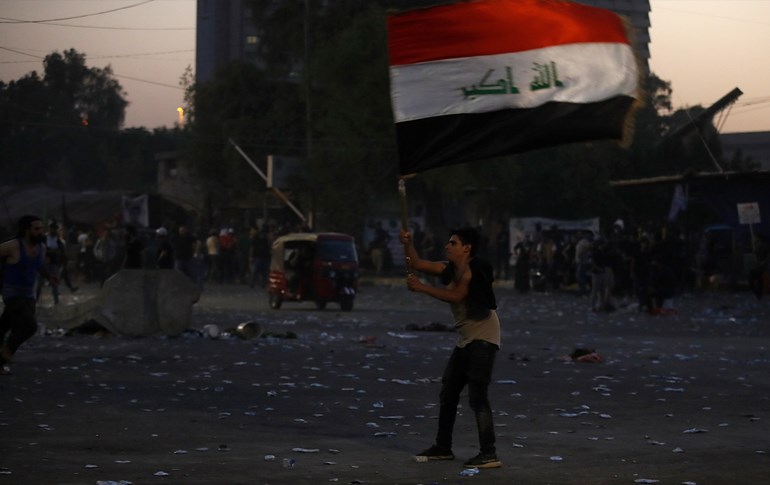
[360,218,768,310]
[9,219,314,301]
[497,220,769,313]
[359,217,767,313]
[4,214,767,311]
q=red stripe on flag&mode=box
[388,0,630,66]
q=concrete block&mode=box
[94,269,200,337]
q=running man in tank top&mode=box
[1,215,57,375]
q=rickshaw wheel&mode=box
[340,295,354,312]
[315,300,327,310]
[269,292,282,309]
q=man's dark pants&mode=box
[436,339,498,454]
[0,297,38,357]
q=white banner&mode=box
[737,202,761,225]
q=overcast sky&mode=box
[1,0,769,133]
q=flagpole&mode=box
[398,176,414,275]
[398,177,409,232]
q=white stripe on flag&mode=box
[390,42,638,123]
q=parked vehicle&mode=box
[268,232,359,311]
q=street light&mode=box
[177,107,184,126]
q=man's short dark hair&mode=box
[17,215,41,238]
[453,227,480,256]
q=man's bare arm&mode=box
[400,230,445,276]
[407,266,471,304]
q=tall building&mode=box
[196,0,262,85]
[195,0,652,85]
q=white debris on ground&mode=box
[1,285,767,483]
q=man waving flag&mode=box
[387,0,641,175]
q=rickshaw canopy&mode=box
[270,232,357,271]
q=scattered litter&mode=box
[682,428,708,434]
[386,332,418,339]
[292,448,320,453]
[460,467,479,476]
[561,348,604,363]
[234,321,263,339]
[391,379,414,385]
[201,324,220,339]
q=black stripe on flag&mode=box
[396,96,636,175]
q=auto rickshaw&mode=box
[268,232,359,311]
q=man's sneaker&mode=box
[463,452,501,468]
[414,445,454,462]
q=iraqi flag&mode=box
[388,0,641,175]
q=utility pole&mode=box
[304,0,315,226]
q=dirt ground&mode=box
[1,280,769,485]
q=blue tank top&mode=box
[2,239,44,299]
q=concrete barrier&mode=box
[93,269,200,337]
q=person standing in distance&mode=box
[155,227,174,269]
[0,215,58,375]
[400,226,502,469]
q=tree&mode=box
[0,49,131,189]
[306,5,398,235]
[185,61,306,219]
[42,49,127,129]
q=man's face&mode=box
[445,235,469,260]
[28,221,46,244]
